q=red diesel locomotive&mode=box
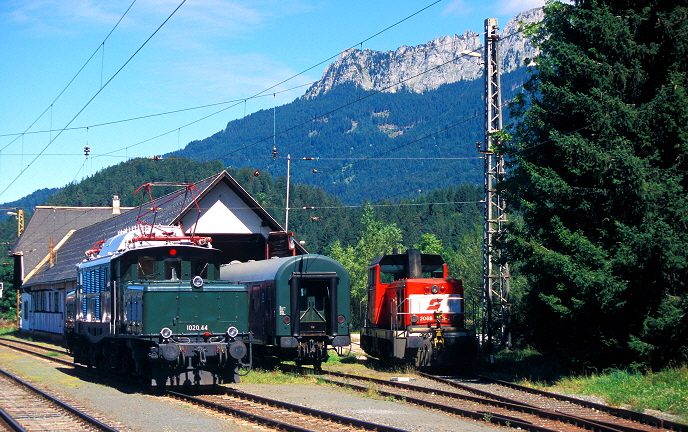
[360,249,478,369]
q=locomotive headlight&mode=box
[191,276,204,288]
[226,326,239,338]
[160,327,173,340]
[337,315,345,324]
[410,315,418,324]
[431,285,439,294]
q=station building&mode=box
[10,170,303,341]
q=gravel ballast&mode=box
[0,345,504,431]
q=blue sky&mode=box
[0,0,543,205]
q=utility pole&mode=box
[285,154,291,232]
[479,18,511,357]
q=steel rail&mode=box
[467,374,688,432]
[0,368,118,432]
[169,388,405,432]
[167,389,312,432]
[217,386,406,431]
[0,339,74,367]
[319,370,637,432]
[0,406,26,432]
[316,374,556,431]
[0,337,70,356]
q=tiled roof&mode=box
[21,171,287,287]
[11,206,126,279]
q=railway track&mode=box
[4,336,685,432]
[0,367,118,431]
[422,373,688,432]
[310,368,686,432]
[168,387,405,432]
[0,337,73,367]
[0,337,406,431]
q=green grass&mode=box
[240,367,317,385]
[325,350,359,364]
[552,367,688,421]
[0,325,17,335]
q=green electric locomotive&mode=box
[65,225,252,387]
[221,254,350,370]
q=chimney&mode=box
[112,195,120,215]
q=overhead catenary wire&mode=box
[0,0,138,151]
[3,1,526,205]
[0,0,188,201]
[212,48,488,161]
[84,22,496,164]
[0,16,486,140]
[0,83,311,139]
[1,4,527,153]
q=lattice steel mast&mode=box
[479,18,511,354]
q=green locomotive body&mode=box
[65,226,251,387]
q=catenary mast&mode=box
[480,18,511,355]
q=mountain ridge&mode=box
[304,7,542,98]
[163,8,541,203]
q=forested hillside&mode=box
[0,187,58,222]
[169,69,528,204]
[46,158,226,207]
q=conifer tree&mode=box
[505,0,688,368]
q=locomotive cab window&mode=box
[421,264,444,278]
[137,256,156,280]
[191,257,209,279]
[164,258,182,280]
[380,264,405,283]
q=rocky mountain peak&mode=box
[304,7,543,99]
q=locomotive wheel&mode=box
[416,340,433,368]
[404,348,419,366]
[221,365,240,384]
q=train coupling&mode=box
[297,339,326,361]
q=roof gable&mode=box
[175,170,282,233]
[11,206,124,279]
